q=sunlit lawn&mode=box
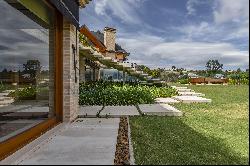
[130,85,249,165]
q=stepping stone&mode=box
[178,92,205,96]
[0,93,9,97]
[0,99,14,105]
[176,89,193,92]
[172,86,188,89]
[100,106,139,117]
[172,96,212,103]
[17,107,49,113]
[155,98,180,104]
[3,90,15,93]
[139,104,183,116]
[79,106,103,117]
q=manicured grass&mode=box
[130,85,249,165]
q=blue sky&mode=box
[80,0,249,70]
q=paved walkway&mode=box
[79,104,183,117]
[1,118,120,165]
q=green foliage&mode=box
[228,72,249,85]
[8,86,49,101]
[9,87,37,100]
[79,81,177,106]
[179,78,189,84]
[206,59,223,76]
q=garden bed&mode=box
[79,81,177,106]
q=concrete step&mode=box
[172,96,212,103]
[176,89,193,92]
[0,97,13,101]
[0,99,14,105]
[178,92,205,96]
[2,90,15,93]
[172,86,188,89]
[0,93,9,97]
[139,104,183,116]
[155,98,180,104]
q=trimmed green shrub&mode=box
[79,81,177,106]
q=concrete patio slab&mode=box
[17,107,49,113]
[155,98,180,104]
[172,96,212,103]
[79,105,139,117]
[139,104,183,116]
[3,118,120,165]
[172,86,188,89]
[101,106,139,117]
[176,89,193,92]
[178,92,205,96]
[79,106,103,117]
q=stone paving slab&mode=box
[171,86,188,89]
[172,96,212,103]
[0,93,9,97]
[79,106,103,117]
[178,92,205,96]
[6,118,120,165]
[155,98,180,104]
[139,104,183,116]
[101,106,139,117]
[17,107,49,113]
[176,89,193,92]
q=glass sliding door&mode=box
[0,0,57,146]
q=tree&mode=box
[23,60,41,80]
[206,60,223,76]
[172,66,176,71]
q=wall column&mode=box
[62,19,79,122]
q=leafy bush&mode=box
[8,86,49,101]
[79,81,177,106]
[179,79,189,84]
[228,73,249,85]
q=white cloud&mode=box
[186,0,199,15]
[93,0,144,24]
[117,33,249,69]
[213,0,249,24]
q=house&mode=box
[0,0,91,160]
[79,25,130,82]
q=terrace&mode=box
[0,0,248,165]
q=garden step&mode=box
[0,97,13,101]
[176,89,193,92]
[171,86,188,89]
[0,104,8,108]
[155,98,180,104]
[2,90,15,93]
[0,93,9,97]
[79,106,139,117]
[178,92,205,96]
[138,104,183,116]
[172,96,212,103]
[0,99,14,105]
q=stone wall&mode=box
[62,19,79,122]
[104,28,116,59]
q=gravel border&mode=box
[114,117,130,165]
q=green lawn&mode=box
[130,85,249,165]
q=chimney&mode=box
[104,27,116,52]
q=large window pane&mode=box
[0,0,55,142]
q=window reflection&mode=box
[0,0,55,142]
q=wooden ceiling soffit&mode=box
[80,25,106,53]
